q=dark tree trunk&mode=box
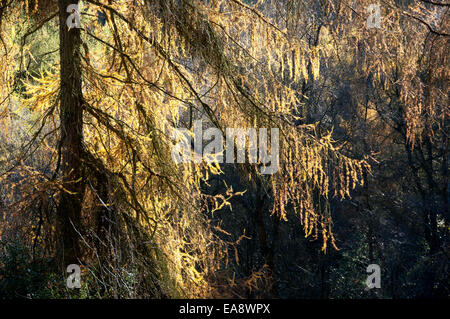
[56,0,85,268]
[254,179,279,297]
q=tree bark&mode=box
[56,0,85,268]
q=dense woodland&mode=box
[0,0,448,299]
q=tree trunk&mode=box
[56,0,85,268]
[254,179,278,297]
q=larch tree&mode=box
[0,0,373,297]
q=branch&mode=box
[420,0,450,6]
[381,0,450,37]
